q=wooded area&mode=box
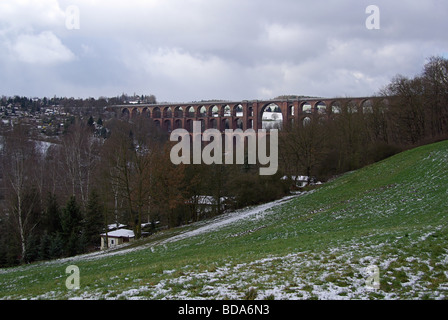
[0,56,447,267]
[280,56,448,182]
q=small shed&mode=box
[100,229,135,250]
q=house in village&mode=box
[100,228,135,250]
[100,223,151,250]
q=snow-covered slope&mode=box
[1,141,448,300]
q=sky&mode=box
[0,0,447,103]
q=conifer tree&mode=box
[42,193,62,235]
[84,189,104,248]
[61,196,83,256]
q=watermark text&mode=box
[365,265,380,289]
[65,5,80,30]
[365,5,380,30]
[65,265,80,290]
[170,121,278,176]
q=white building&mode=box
[100,229,135,250]
[100,224,151,250]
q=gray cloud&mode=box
[0,0,447,101]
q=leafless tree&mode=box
[101,119,158,238]
[279,116,328,182]
[2,125,41,262]
[60,121,101,208]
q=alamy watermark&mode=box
[365,5,380,30]
[65,5,80,30]
[65,265,80,290]
[365,265,380,289]
[170,121,278,176]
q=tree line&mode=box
[0,116,288,267]
[1,56,447,267]
[279,56,448,183]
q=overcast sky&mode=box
[0,0,447,102]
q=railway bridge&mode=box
[107,96,384,132]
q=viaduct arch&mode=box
[108,97,386,132]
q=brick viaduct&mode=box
[108,96,385,132]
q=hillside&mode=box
[1,140,448,300]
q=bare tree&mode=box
[150,143,187,227]
[2,125,41,262]
[384,75,426,145]
[422,56,448,139]
[60,121,100,208]
[102,119,158,239]
[382,56,448,145]
[279,117,327,182]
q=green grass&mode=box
[1,140,448,300]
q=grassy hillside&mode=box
[1,140,448,300]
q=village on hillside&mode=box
[0,94,155,138]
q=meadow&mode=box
[1,140,447,300]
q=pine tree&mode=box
[61,196,83,256]
[66,232,79,257]
[48,232,65,258]
[83,190,104,248]
[24,233,40,263]
[39,233,52,261]
[43,193,62,235]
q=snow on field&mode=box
[2,157,447,301]
[63,238,446,300]
[21,191,306,267]
[162,192,302,244]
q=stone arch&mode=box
[198,106,207,117]
[163,119,172,132]
[315,101,327,114]
[261,103,282,130]
[221,118,230,131]
[209,105,220,117]
[131,107,140,118]
[234,118,243,129]
[233,104,243,117]
[345,100,358,113]
[163,106,172,118]
[209,118,218,129]
[361,99,373,114]
[174,106,183,118]
[142,107,150,118]
[153,107,161,118]
[186,119,194,132]
[301,101,312,114]
[330,101,342,114]
[174,119,183,130]
[121,108,130,119]
[223,105,231,117]
[186,106,195,118]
